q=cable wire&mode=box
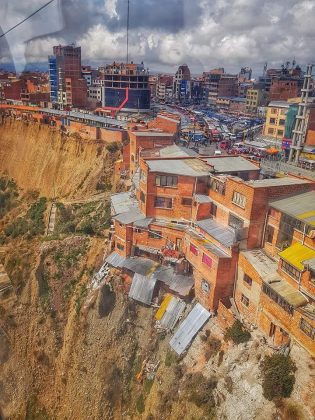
[0,0,56,39]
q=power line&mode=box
[0,0,56,39]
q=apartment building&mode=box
[234,191,315,355]
[173,64,191,102]
[246,88,265,114]
[263,101,292,139]
[107,146,315,335]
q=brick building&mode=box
[107,146,315,341]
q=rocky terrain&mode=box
[0,119,314,420]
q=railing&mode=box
[260,158,315,180]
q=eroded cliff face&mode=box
[0,119,111,199]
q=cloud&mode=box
[0,0,314,74]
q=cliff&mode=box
[0,119,111,199]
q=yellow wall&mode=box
[263,105,288,139]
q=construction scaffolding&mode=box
[288,64,313,163]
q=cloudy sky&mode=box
[0,0,315,74]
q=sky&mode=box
[0,0,314,75]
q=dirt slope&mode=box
[0,119,112,199]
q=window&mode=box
[182,197,192,206]
[279,119,286,125]
[201,279,210,294]
[117,243,124,251]
[140,169,147,183]
[269,118,276,124]
[262,283,294,314]
[280,259,300,281]
[271,108,277,114]
[277,130,284,136]
[149,230,162,239]
[190,243,199,256]
[232,191,246,208]
[241,294,249,307]
[268,128,274,135]
[202,253,212,268]
[243,274,252,286]
[155,175,178,187]
[266,225,274,244]
[210,203,217,218]
[300,318,315,340]
[140,191,145,203]
[228,213,244,229]
[210,178,225,195]
[154,196,173,209]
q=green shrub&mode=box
[136,393,145,414]
[183,372,217,414]
[224,320,251,344]
[261,354,296,400]
[165,349,177,367]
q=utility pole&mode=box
[126,0,130,64]
[288,64,313,163]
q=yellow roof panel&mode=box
[279,243,315,271]
[155,294,173,320]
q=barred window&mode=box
[241,294,249,307]
[117,243,124,251]
[228,213,244,229]
[280,259,300,281]
[148,230,162,239]
[262,283,294,314]
[154,196,173,209]
[155,175,178,187]
[232,191,246,208]
[201,279,210,294]
[299,318,315,340]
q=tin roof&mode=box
[158,296,186,330]
[270,191,315,226]
[195,219,237,248]
[105,252,126,268]
[169,303,211,355]
[154,267,194,296]
[246,177,312,188]
[194,194,212,203]
[122,257,160,276]
[141,145,197,158]
[202,156,259,173]
[146,158,211,177]
[279,243,315,271]
[113,208,145,225]
[111,192,138,215]
[134,218,154,228]
[128,273,157,305]
[264,274,308,308]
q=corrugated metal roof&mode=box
[113,208,145,224]
[134,217,154,228]
[194,194,212,203]
[158,145,198,157]
[270,192,315,226]
[279,243,315,271]
[41,108,126,127]
[159,296,186,330]
[146,159,211,177]
[156,294,173,320]
[128,273,157,305]
[203,156,259,173]
[265,274,308,308]
[111,192,138,215]
[169,303,211,355]
[122,257,160,276]
[195,219,236,248]
[247,177,312,188]
[105,252,126,268]
[154,267,194,296]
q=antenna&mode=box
[126,0,130,64]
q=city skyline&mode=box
[0,0,314,74]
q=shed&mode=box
[128,273,157,305]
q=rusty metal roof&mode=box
[146,158,211,177]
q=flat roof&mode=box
[111,192,138,215]
[241,249,278,278]
[268,101,292,108]
[131,131,174,137]
[146,158,211,177]
[141,144,197,158]
[195,218,236,248]
[203,156,259,173]
[113,208,145,225]
[265,274,308,308]
[279,243,315,271]
[246,177,312,188]
[270,191,315,226]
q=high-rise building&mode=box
[48,45,87,108]
[173,64,191,102]
[99,62,150,112]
